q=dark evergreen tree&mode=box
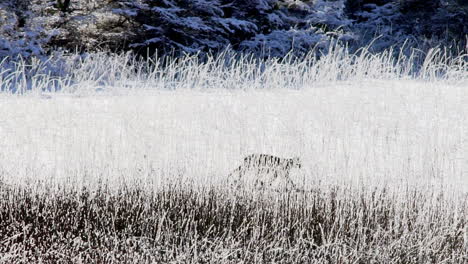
[1,0,466,59]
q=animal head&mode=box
[290,157,302,168]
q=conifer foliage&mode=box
[0,0,466,59]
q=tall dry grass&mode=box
[0,180,466,263]
[0,43,466,94]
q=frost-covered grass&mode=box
[0,47,467,263]
[0,44,466,94]
[0,182,466,263]
[1,81,467,191]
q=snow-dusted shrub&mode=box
[399,0,467,46]
[114,0,262,55]
[239,0,354,57]
[349,1,409,51]
[345,0,467,53]
[118,0,231,54]
[0,1,53,58]
[240,29,329,57]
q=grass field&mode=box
[0,47,467,263]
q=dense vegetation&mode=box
[0,181,466,263]
[1,0,466,59]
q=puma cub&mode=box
[229,154,302,190]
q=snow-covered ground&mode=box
[1,79,467,195]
